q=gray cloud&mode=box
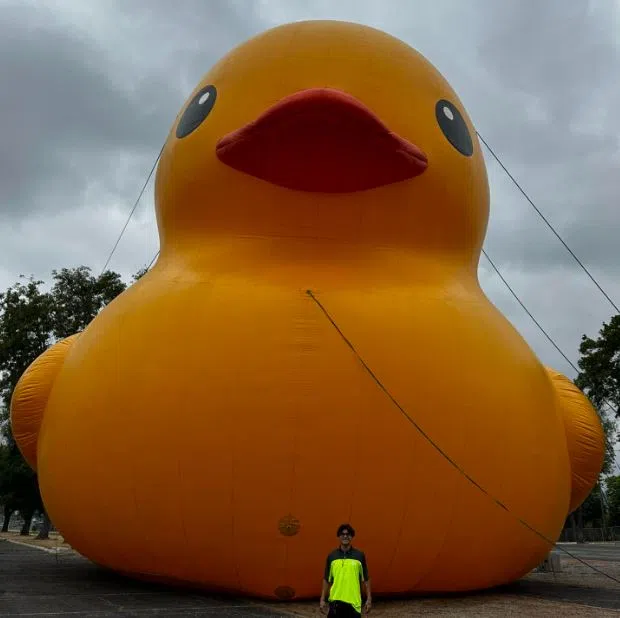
[0,0,269,222]
[0,3,157,217]
[472,0,620,276]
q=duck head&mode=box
[155,20,489,266]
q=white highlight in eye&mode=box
[199,91,211,105]
[443,105,454,121]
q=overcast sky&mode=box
[1,1,619,426]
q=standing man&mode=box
[320,523,372,616]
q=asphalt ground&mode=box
[0,540,293,617]
[2,539,619,616]
[554,541,620,562]
[517,543,620,611]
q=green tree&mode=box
[580,483,603,527]
[587,411,617,478]
[0,277,53,535]
[574,315,619,476]
[0,442,16,532]
[575,314,620,417]
[0,277,54,408]
[606,475,620,527]
[561,314,620,542]
[132,265,150,282]
[0,445,43,535]
[50,266,126,339]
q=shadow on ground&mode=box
[378,576,620,610]
[0,541,292,617]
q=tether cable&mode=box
[147,250,160,270]
[477,132,620,315]
[99,145,164,277]
[482,250,620,474]
[306,288,620,585]
[481,249,578,373]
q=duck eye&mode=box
[176,85,217,138]
[435,99,473,157]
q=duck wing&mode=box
[10,334,80,470]
[546,366,606,513]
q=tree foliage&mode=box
[575,314,620,417]
[574,314,620,477]
[606,475,620,526]
[0,277,54,413]
[566,314,620,538]
[580,483,603,526]
[132,265,150,282]
[50,267,126,339]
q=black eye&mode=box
[435,100,473,157]
[176,85,217,138]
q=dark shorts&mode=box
[328,600,361,617]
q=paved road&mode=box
[554,542,620,562]
[513,542,620,611]
[0,540,291,617]
[2,539,619,616]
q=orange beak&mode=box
[216,88,427,193]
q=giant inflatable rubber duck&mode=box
[11,20,605,600]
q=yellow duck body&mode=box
[11,20,604,600]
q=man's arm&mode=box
[320,555,332,611]
[320,578,331,602]
[361,552,372,608]
[363,578,372,600]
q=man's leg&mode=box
[347,603,362,617]
[327,601,361,617]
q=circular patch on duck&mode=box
[274,585,296,600]
[278,514,301,536]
